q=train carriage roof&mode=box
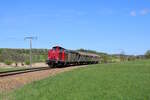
[77,51,100,57]
[52,46,100,57]
[66,49,79,54]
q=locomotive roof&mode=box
[52,46,65,50]
[52,46,100,57]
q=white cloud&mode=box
[140,8,150,15]
[130,11,136,16]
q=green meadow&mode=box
[3,60,150,100]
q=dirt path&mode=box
[0,65,86,93]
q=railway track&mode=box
[0,67,51,77]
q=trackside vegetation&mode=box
[0,48,148,67]
[0,48,48,66]
[0,67,26,72]
[6,60,150,100]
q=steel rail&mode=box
[0,67,51,77]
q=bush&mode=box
[25,61,30,65]
[145,50,150,59]
[4,60,13,65]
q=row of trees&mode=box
[78,49,149,63]
[0,48,48,66]
[145,50,150,59]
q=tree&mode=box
[0,49,25,66]
[127,56,136,61]
[9,51,20,67]
[19,54,25,66]
[145,50,150,59]
[0,49,12,62]
[101,55,109,63]
[119,50,127,62]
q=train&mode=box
[46,46,100,67]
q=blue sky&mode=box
[0,0,150,55]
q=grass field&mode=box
[0,67,26,72]
[0,67,17,72]
[4,60,150,100]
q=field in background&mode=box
[4,60,150,100]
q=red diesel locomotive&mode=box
[46,46,100,67]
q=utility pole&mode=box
[24,36,37,67]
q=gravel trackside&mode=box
[0,65,87,93]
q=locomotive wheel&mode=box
[48,63,55,68]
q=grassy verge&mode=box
[4,60,150,100]
[0,67,26,72]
